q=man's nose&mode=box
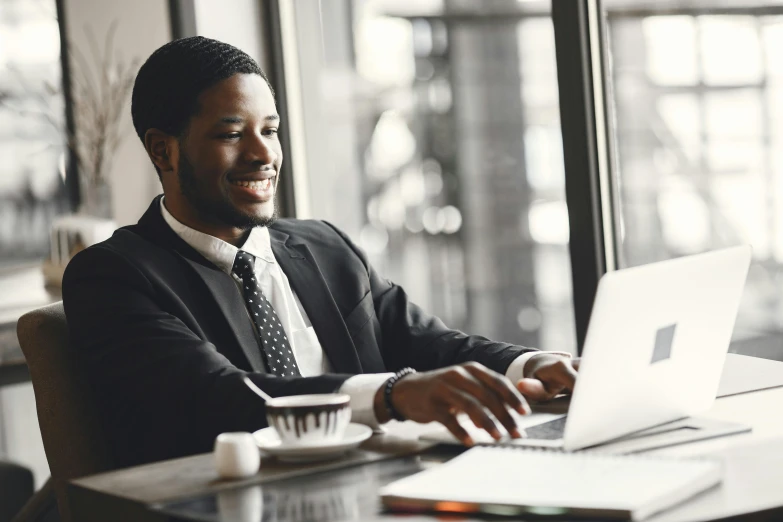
[243,132,277,166]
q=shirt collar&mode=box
[159,197,276,275]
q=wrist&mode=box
[373,367,416,423]
[373,386,392,424]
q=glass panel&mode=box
[289,0,576,352]
[603,0,783,358]
[0,0,70,268]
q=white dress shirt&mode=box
[160,199,569,427]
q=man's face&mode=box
[168,73,282,234]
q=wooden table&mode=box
[69,382,783,522]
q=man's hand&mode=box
[516,354,580,402]
[373,362,531,446]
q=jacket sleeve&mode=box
[322,222,537,375]
[62,245,351,467]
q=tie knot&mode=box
[232,250,256,279]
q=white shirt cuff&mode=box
[505,351,573,383]
[338,373,394,428]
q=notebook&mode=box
[380,446,722,521]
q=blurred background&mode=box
[1,0,783,516]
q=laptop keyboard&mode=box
[523,416,567,440]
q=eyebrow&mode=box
[216,115,280,125]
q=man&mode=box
[63,37,578,469]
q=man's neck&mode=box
[162,197,250,247]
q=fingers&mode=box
[445,365,526,438]
[535,358,578,394]
[459,365,528,438]
[463,363,531,415]
[439,411,474,446]
[552,359,578,393]
[516,378,559,401]
[517,357,579,401]
[443,387,503,440]
[415,362,550,444]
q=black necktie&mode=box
[232,250,301,377]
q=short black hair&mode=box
[131,36,273,172]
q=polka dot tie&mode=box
[232,250,301,377]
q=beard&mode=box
[177,153,277,230]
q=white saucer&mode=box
[253,423,373,462]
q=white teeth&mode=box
[232,179,272,190]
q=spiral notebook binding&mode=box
[475,442,716,465]
[475,441,568,454]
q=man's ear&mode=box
[144,129,180,174]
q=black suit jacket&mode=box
[63,196,534,468]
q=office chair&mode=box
[9,478,56,522]
[0,460,33,522]
[16,302,112,522]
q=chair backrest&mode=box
[17,302,112,522]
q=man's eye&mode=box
[263,128,279,136]
[220,133,241,140]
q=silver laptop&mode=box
[422,246,752,451]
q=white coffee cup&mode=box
[265,393,351,446]
[214,432,260,479]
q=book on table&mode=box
[380,446,722,521]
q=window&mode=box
[286,0,576,352]
[0,0,70,268]
[602,0,783,356]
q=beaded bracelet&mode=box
[383,367,417,421]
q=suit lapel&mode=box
[136,197,266,373]
[180,258,267,373]
[270,229,363,374]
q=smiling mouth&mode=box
[230,178,273,191]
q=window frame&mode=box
[552,0,618,351]
[56,0,81,211]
